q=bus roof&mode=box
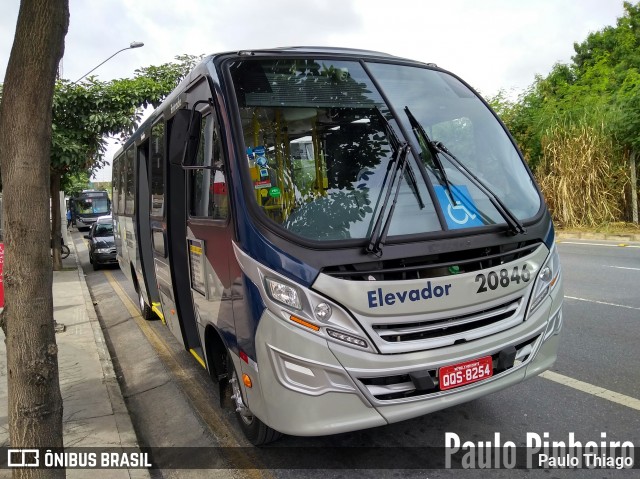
[112,46,436,160]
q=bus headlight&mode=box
[529,245,561,313]
[265,277,302,310]
[326,328,368,348]
[314,302,332,320]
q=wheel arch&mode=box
[204,324,229,382]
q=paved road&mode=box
[75,232,640,478]
[555,240,640,401]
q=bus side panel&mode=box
[116,215,132,282]
[124,216,137,281]
[187,223,238,357]
[153,230,181,338]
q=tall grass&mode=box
[535,119,629,228]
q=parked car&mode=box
[85,215,117,270]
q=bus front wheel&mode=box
[229,360,281,446]
[137,289,154,321]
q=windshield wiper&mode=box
[404,107,455,203]
[373,108,424,209]
[365,109,423,256]
[366,142,410,256]
[404,107,525,236]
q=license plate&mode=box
[439,356,493,391]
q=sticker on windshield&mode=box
[268,187,281,198]
[434,185,484,229]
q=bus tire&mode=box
[229,358,281,446]
[137,289,154,321]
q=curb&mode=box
[71,239,151,479]
[556,231,640,242]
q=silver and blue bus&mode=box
[112,47,563,445]
[70,189,111,230]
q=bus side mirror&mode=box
[168,109,202,166]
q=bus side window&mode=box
[118,151,127,215]
[124,147,135,216]
[112,157,120,214]
[189,114,228,221]
[150,121,165,217]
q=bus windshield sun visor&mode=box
[404,106,526,236]
[365,109,424,257]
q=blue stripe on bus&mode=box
[240,218,319,288]
[237,273,266,361]
[544,222,555,249]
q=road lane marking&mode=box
[606,265,640,271]
[557,241,640,248]
[103,270,273,479]
[565,295,640,311]
[540,371,640,411]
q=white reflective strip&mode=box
[284,360,315,377]
[565,296,640,312]
[540,371,640,411]
[606,265,640,271]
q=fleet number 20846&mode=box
[475,264,531,294]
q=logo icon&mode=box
[447,202,477,225]
[7,449,39,467]
[434,185,484,230]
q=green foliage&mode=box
[61,171,90,198]
[612,68,640,150]
[91,181,112,197]
[509,2,640,170]
[51,54,203,185]
[487,3,640,225]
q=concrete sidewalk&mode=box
[0,241,149,479]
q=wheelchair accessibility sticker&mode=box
[434,185,484,229]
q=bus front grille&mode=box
[321,240,540,282]
[373,298,521,343]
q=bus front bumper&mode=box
[241,290,562,437]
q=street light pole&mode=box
[72,41,144,84]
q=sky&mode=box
[0,0,628,181]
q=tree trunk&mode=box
[0,1,69,478]
[50,174,62,271]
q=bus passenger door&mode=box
[185,108,237,368]
[122,146,136,282]
[135,138,161,314]
[151,115,202,352]
[148,119,180,340]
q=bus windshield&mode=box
[75,197,110,215]
[229,58,540,242]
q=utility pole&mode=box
[631,150,638,224]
